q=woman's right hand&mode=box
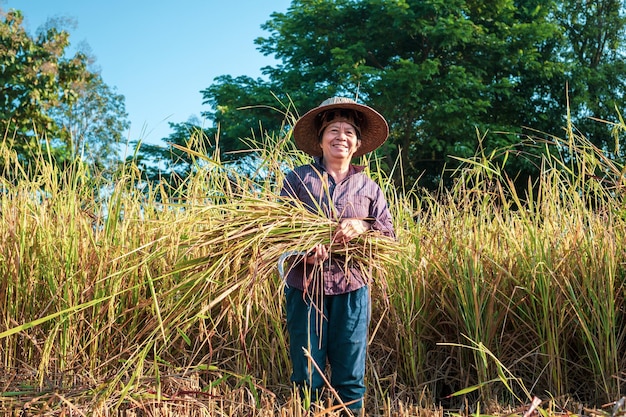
[304,244,329,264]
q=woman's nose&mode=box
[337,130,349,140]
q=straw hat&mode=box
[292,97,389,157]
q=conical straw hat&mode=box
[293,97,389,157]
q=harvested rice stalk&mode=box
[174,194,405,291]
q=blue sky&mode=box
[1,0,292,149]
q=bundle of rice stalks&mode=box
[174,193,404,291]
[116,191,406,389]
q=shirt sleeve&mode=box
[280,170,299,201]
[368,183,396,239]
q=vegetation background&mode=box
[1,1,626,416]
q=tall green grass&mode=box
[1,113,625,415]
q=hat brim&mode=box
[293,101,389,157]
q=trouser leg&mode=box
[327,286,370,412]
[285,286,327,402]
[286,286,370,412]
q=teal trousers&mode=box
[285,285,369,411]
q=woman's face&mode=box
[319,121,361,161]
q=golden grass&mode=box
[1,118,626,416]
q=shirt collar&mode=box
[313,156,365,176]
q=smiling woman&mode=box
[280,96,395,415]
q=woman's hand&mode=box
[304,219,370,264]
[304,243,329,264]
[334,218,370,244]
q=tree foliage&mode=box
[50,73,129,170]
[0,9,128,172]
[197,0,626,189]
[200,75,291,161]
[130,119,213,190]
[554,0,626,156]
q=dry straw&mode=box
[172,192,405,298]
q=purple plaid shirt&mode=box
[280,158,395,295]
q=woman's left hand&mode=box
[334,219,370,244]
[304,243,329,264]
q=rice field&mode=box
[0,118,625,416]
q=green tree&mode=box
[198,0,625,189]
[555,0,626,158]
[130,119,212,191]
[50,73,129,171]
[200,74,296,161]
[0,9,128,172]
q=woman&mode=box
[280,97,395,415]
